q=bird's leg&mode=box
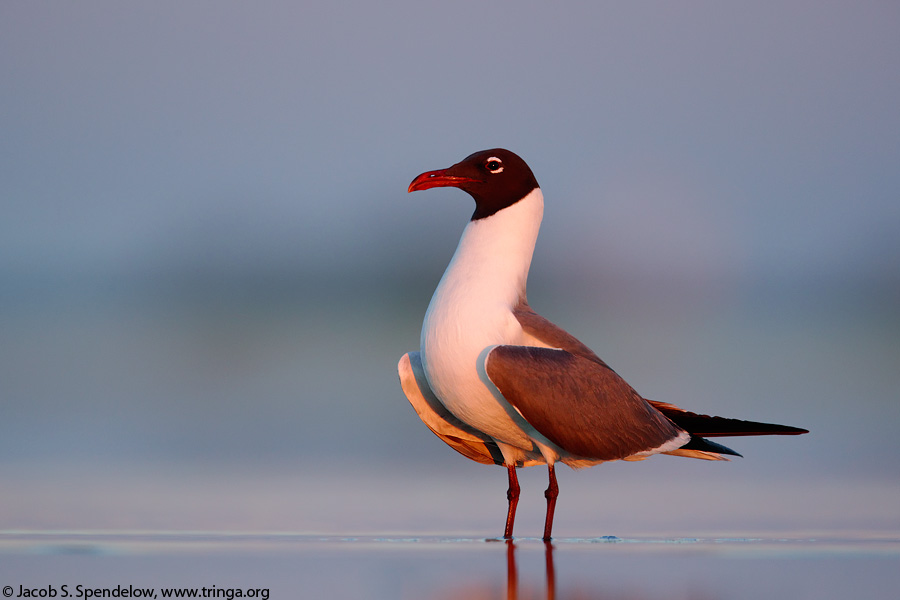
[503,464,520,539]
[542,463,559,541]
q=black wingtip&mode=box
[694,422,810,437]
[647,400,809,438]
[680,435,743,458]
[782,426,810,435]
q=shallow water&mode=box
[2,530,898,600]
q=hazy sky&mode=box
[2,1,898,293]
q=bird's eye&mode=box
[485,158,504,174]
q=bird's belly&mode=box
[420,307,534,449]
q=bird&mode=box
[397,148,808,541]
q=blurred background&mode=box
[1,1,898,537]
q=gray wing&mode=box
[512,301,805,460]
[485,345,687,461]
[514,301,608,365]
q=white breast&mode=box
[420,189,544,448]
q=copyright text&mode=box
[2,585,269,600]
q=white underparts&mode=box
[420,188,544,449]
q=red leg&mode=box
[542,464,559,541]
[503,464,520,539]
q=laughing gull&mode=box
[398,148,808,540]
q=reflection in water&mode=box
[449,540,558,600]
[429,540,560,600]
[505,541,555,600]
[507,541,519,600]
[434,539,670,600]
[543,542,556,600]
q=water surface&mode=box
[2,529,897,600]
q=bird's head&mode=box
[408,148,540,220]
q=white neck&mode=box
[423,188,544,343]
[418,187,544,446]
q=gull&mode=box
[398,148,808,540]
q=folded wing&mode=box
[485,345,688,461]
